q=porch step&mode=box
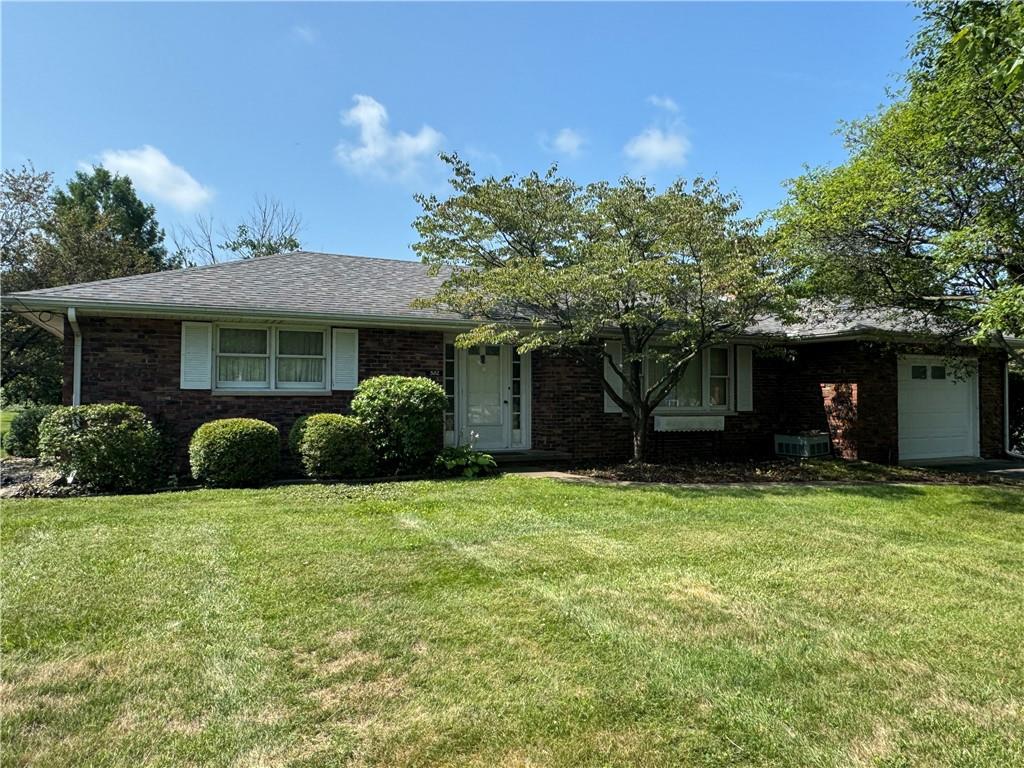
[492,450,572,467]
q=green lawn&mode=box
[2,478,1023,767]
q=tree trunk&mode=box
[631,413,650,463]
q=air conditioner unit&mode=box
[774,432,831,458]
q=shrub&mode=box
[189,418,279,487]
[296,413,376,480]
[351,376,446,474]
[3,405,58,458]
[288,415,311,459]
[37,404,161,491]
[432,446,499,478]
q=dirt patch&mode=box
[309,674,406,711]
[1,458,77,498]
[847,722,894,767]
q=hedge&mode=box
[189,418,279,487]
[37,404,162,492]
[351,376,446,474]
[3,404,58,458]
[295,413,376,480]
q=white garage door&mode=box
[897,355,979,461]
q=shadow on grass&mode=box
[552,477,932,501]
[555,476,1024,512]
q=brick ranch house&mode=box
[3,250,1019,467]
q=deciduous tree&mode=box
[414,155,791,461]
[172,196,301,264]
[777,1,1023,359]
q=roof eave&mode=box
[0,294,488,332]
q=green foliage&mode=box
[51,166,174,272]
[777,1,1024,359]
[37,404,162,491]
[189,418,279,488]
[3,404,57,458]
[0,318,62,406]
[1,164,62,405]
[413,155,793,460]
[2,164,178,405]
[942,0,1024,95]
[294,413,376,480]
[432,446,499,478]
[171,196,301,265]
[288,415,310,459]
[351,376,447,474]
[221,223,299,261]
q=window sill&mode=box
[653,409,736,417]
[212,389,333,397]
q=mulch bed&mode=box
[569,458,1013,486]
[0,458,79,498]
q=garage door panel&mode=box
[897,356,978,461]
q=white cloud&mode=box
[623,127,691,171]
[647,95,679,113]
[551,128,585,156]
[334,94,443,184]
[97,145,213,211]
[291,24,317,44]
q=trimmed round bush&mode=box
[189,418,279,488]
[3,404,58,458]
[37,404,161,491]
[351,376,446,474]
[296,413,376,480]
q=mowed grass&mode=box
[2,477,1023,767]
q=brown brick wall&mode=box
[64,316,1008,468]
[531,347,788,463]
[777,342,899,464]
[67,317,444,470]
[529,340,1007,464]
[978,349,1006,458]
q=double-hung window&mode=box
[647,346,733,412]
[276,329,326,389]
[648,353,703,408]
[215,325,327,391]
[217,327,271,389]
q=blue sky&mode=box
[3,2,919,261]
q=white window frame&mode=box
[648,345,734,414]
[215,324,271,390]
[213,323,330,394]
[274,326,329,391]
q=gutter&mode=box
[7,295,1023,350]
[67,307,82,406]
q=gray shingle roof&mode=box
[3,250,993,343]
[5,251,462,322]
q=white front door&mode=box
[457,344,530,451]
[897,355,979,461]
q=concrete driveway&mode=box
[908,458,1024,480]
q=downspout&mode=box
[1007,358,1023,459]
[67,307,82,406]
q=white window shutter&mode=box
[180,322,212,390]
[332,328,359,390]
[736,345,754,412]
[603,339,623,414]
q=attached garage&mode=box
[897,355,980,461]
